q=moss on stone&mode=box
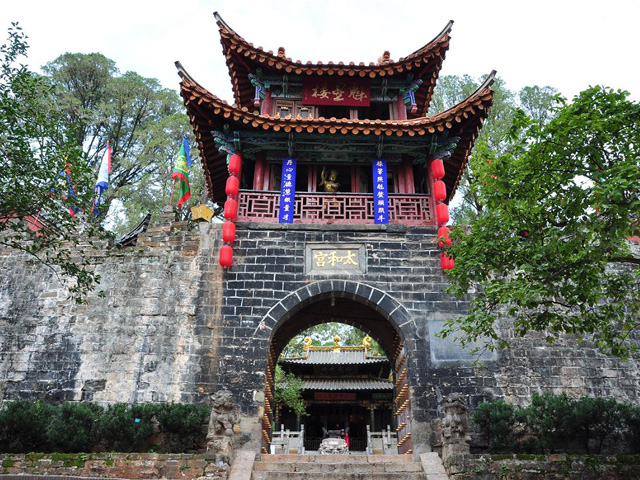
[490,454,514,461]
[25,453,45,462]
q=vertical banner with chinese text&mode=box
[373,159,389,224]
[278,158,297,223]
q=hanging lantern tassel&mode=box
[220,245,234,269]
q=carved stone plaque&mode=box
[428,319,497,365]
[305,243,366,275]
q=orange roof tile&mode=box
[214,12,452,116]
[177,62,494,205]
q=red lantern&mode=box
[224,198,238,221]
[228,154,242,177]
[437,226,451,247]
[222,221,236,244]
[440,252,455,271]
[225,175,240,198]
[433,180,447,203]
[436,203,449,225]
[219,245,233,269]
[431,159,445,180]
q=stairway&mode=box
[244,453,448,480]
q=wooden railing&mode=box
[237,190,434,225]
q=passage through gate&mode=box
[260,292,413,455]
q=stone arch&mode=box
[258,280,416,455]
[254,279,415,355]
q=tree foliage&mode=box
[430,75,558,223]
[274,365,307,417]
[42,52,207,235]
[0,24,108,299]
[445,86,640,357]
[282,322,384,357]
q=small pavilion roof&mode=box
[215,12,452,116]
[177,62,494,205]
[301,378,393,391]
[280,349,389,366]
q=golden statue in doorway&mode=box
[319,166,340,193]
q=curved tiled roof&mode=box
[302,379,393,391]
[215,12,452,116]
[177,62,494,205]
[280,350,389,365]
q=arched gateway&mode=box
[258,281,414,454]
[178,11,495,457]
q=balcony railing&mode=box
[237,190,434,225]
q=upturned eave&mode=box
[177,62,494,205]
[214,12,452,116]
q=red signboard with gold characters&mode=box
[302,77,370,107]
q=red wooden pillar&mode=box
[395,96,407,121]
[261,90,273,116]
[403,158,415,194]
[254,154,266,190]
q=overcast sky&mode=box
[4,0,640,103]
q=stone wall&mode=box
[451,453,640,480]
[0,213,639,455]
[0,452,228,479]
[0,210,224,405]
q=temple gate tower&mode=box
[177,12,494,455]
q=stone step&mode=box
[254,461,423,473]
[252,471,427,480]
[257,454,413,464]
[419,453,449,480]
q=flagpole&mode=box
[169,178,177,207]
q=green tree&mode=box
[274,365,307,417]
[42,53,206,235]
[430,75,558,223]
[282,323,384,357]
[445,86,640,357]
[0,24,108,299]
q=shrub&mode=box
[155,403,210,453]
[622,403,640,453]
[473,400,519,453]
[572,396,623,453]
[95,403,157,452]
[473,394,640,455]
[522,393,575,453]
[46,402,103,452]
[0,401,56,452]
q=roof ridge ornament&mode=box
[213,11,234,33]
